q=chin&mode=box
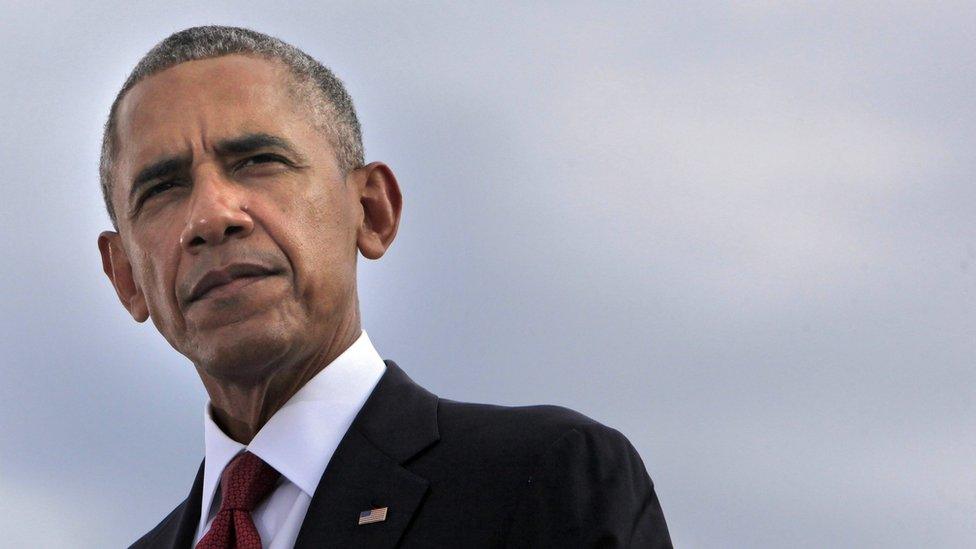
[185,322,295,383]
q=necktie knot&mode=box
[196,452,280,549]
[218,451,281,511]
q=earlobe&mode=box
[354,162,403,260]
[98,231,149,323]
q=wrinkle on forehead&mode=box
[113,55,309,200]
[118,55,297,163]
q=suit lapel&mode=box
[294,360,440,548]
[174,460,204,548]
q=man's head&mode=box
[99,26,364,230]
[97,26,401,383]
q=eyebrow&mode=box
[214,132,306,161]
[127,132,307,216]
[128,154,191,212]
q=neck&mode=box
[199,312,362,444]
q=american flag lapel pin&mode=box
[358,506,389,525]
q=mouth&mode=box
[187,263,281,304]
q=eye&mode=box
[143,180,177,200]
[236,153,287,171]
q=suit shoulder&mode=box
[127,499,187,549]
[436,398,628,457]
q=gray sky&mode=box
[1,2,973,547]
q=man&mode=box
[97,26,671,548]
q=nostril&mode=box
[189,235,206,247]
[225,225,244,237]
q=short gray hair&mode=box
[99,25,364,229]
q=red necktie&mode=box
[196,451,281,549]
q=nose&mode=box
[179,172,254,252]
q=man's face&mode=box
[102,55,363,380]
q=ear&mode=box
[352,162,402,260]
[98,231,149,322]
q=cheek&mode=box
[281,183,349,250]
[307,199,356,274]
[279,191,356,293]
[129,238,182,321]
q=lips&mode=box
[187,263,278,303]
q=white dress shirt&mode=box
[193,330,387,548]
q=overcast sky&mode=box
[1,2,973,547]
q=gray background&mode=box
[1,1,973,547]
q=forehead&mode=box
[114,55,311,185]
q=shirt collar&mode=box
[199,330,387,516]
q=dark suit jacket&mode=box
[130,361,672,548]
